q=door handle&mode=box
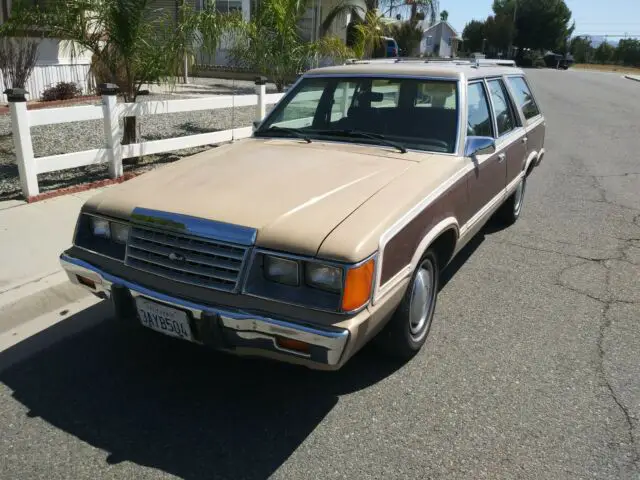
[522,137,528,144]
[498,153,506,163]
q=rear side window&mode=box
[467,82,493,137]
[487,79,517,137]
[507,76,540,120]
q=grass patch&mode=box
[572,63,640,75]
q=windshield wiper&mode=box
[255,126,312,143]
[309,129,407,153]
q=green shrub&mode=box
[41,81,82,102]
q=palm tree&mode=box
[320,0,378,38]
[410,0,438,26]
[2,0,239,145]
[229,0,353,91]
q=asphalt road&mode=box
[1,69,639,480]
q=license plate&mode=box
[135,297,194,341]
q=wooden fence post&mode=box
[99,83,123,179]
[5,88,38,198]
[255,76,267,121]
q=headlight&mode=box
[111,222,130,244]
[90,217,110,239]
[305,264,343,292]
[264,255,299,286]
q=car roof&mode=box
[304,60,524,81]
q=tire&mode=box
[377,250,439,360]
[497,174,526,226]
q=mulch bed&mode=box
[24,171,140,203]
[0,96,102,115]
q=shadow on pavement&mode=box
[0,223,491,479]
[0,301,405,479]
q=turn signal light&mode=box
[76,275,96,290]
[341,258,375,311]
[276,337,311,354]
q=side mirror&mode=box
[465,136,496,157]
[252,120,261,132]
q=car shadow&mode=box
[0,301,406,480]
[0,220,494,478]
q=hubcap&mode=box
[409,261,435,339]
[514,179,525,214]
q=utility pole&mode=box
[510,0,517,58]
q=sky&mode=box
[445,0,640,38]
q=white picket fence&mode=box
[8,82,284,199]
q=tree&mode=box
[615,39,640,67]
[320,0,378,38]
[230,0,352,91]
[484,14,514,53]
[461,20,485,53]
[386,20,423,56]
[0,37,39,90]
[2,0,238,145]
[409,0,438,25]
[593,41,616,64]
[570,36,593,63]
[492,0,574,51]
[440,10,448,22]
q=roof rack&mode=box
[342,57,517,68]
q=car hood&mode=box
[83,139,416,257]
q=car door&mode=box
[486,77,528,191]
[465,80,505,219]
[506,75,546,162]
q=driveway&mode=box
[0,69,639,479]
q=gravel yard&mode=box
[0,78,280,200]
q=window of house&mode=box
[215,0,243,14]
[467,82,493,137]
[487,79,517,137]
[507,76,541,121]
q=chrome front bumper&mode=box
[60,254,350,367]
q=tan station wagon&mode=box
[60,61,546,370]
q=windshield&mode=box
[256,76,459,154]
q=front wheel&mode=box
[377,250,439,360]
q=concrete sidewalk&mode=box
[0,187,112,309]
[0,187,115,356]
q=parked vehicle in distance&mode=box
[60,61,546,370]
[373,36,400,58]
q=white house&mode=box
[420,20,460,58]
[0,1,95,102]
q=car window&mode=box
[330,81,356,122]
[415,82,457,109]
[257,76,460,153]
[487,79,517,137]
[370,79,400,108]
[466,82,493,137]
[269,81,324,128]
[507,76,540,120]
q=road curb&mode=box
[624,75,640,83]
[0,277,92,338]
[0,270,69,311]
[0,295,105,373]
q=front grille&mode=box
[125,225,250,292]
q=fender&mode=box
[536,148,546,166]
[373,217,459,304]
[524,150,539,175]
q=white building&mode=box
[420,20,460,58]
[0,1,94,102]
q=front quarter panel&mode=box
[318,155,471,303]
